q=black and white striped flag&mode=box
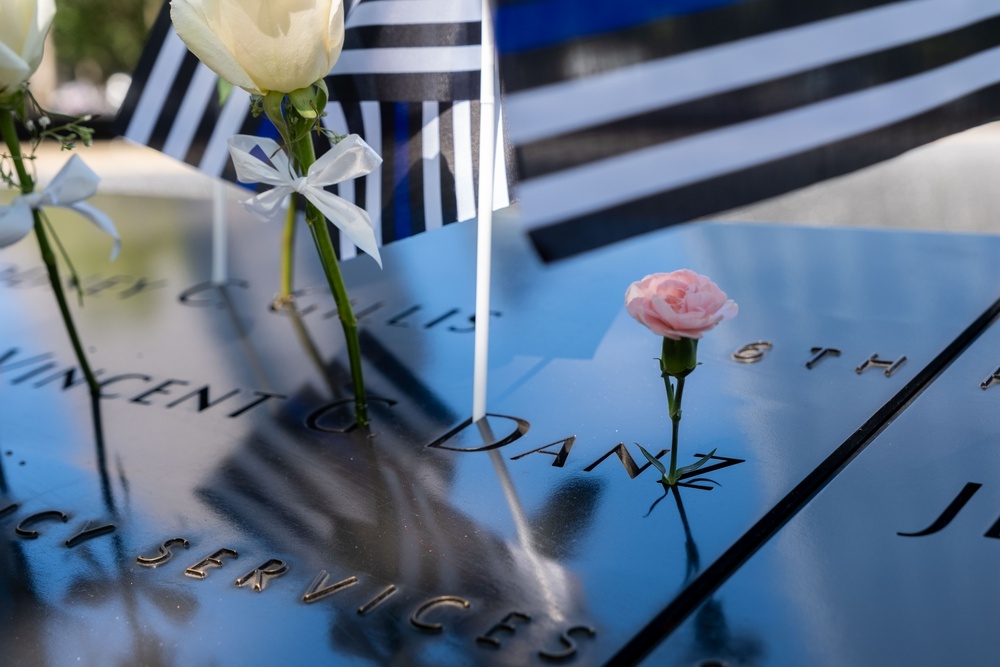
[116,0,512,259]
[494,0,1000,260]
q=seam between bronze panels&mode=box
[610,295,1000,666]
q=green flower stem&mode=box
[0,107,100,398]
[665,374,685,485]
[286,119,369,426]
[279,193,297,304]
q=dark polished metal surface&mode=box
[645,271,1000,667]
[2,194,1000,665]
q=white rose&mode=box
[0,0,55,96]
[170,0,345,96]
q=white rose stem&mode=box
[473,0,497,424]
[211,179,228,284]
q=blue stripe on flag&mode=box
[393,103,412,240]
[257,116,280,141]
[495,0,750,53]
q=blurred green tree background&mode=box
[52,0,159,82]
[41,0,161,127]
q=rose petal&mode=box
[171,0,259,93]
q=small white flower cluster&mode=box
[23,116,50,134]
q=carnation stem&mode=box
[287,115,369,427]
[666,374,685,484]
[660,336,688,485]
[0,107,100,398]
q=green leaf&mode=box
[674,448,718,479]
[637,444,667,476]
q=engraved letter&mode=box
[427,414,530,452]
[33,367,105,390]
[731,341,772,363]
[981,366,1000,390]
[983,514,1000,539]
[0,349,54,375]
[676,453,746,490]
[409,596,471,633]
[119,277,167,300]
[65,520,116,548]
[386,305,422,327]
[0,265,47,288]
[226,391,287,418]
[805,347,841,369]
[0,347,55,378]
[856,353,907,378]
[185,548,238,579]
[538,625,597,661]
[98,374,153,399]
[511,437,575,468]
[477,611,531,647]
[897,482,982,537]
[15,510,68,539]
[137,538,190,568]
[306,397,397,434]
[306,399,361,434]
[11,361,58,384]
[166,387,241,412]
[447,311,501,333]
[301,570,358,604]
[583,443,666,479]
[357,584,398,616]
[333,300,384,322]
[178,280,249,308]
[235,558,288,592]
[83,274,132,297]
[423,308,460,329]
[130,379,191,405]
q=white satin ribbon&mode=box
[0,154,119,259]
[228,133,383,267]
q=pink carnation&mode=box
[625,270,738,340]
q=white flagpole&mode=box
[473,0,497,423]
[211,180,228,284]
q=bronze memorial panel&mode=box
[2,195,999,664]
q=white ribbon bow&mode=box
[0,154,119,259]
[228,134,383,267]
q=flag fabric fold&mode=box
[493,0,1000,260]
[116,0,512,260]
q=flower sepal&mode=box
[288,80,328,121]
[262,91,289,145]
[660,337,698,378]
